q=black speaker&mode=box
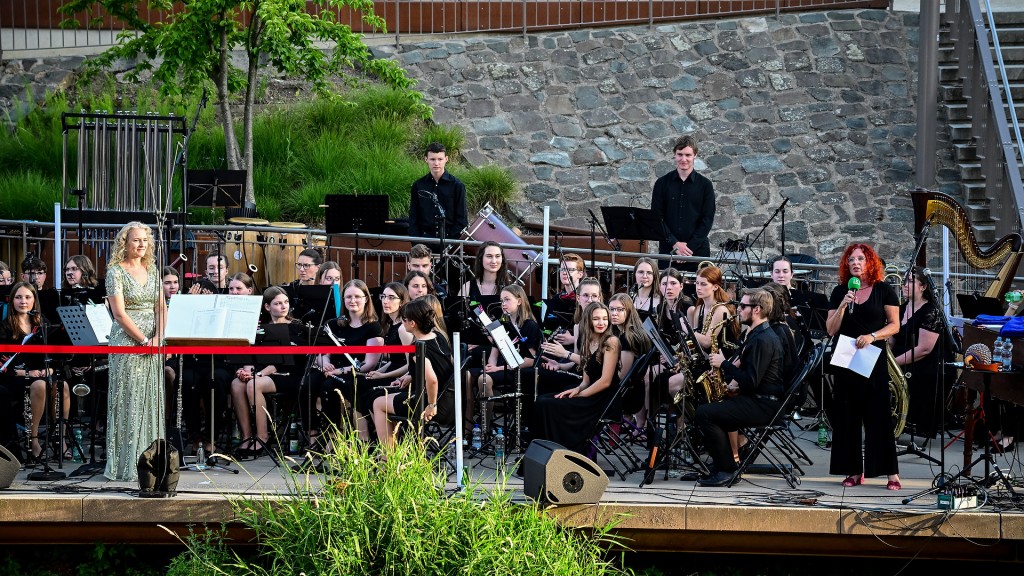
[0,444,22,489]
[522,440,608,505]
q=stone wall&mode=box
[376,8,922,263]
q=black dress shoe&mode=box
[697,470,737,487]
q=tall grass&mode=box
[167,432,631,575]
[0,172,62,217]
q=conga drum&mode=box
[226,217,269,289]
[265,222,308,286]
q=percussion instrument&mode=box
[464,204,542,281]
[264,222,326,286]
[226,217,269,288]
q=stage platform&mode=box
[0,422,1022,561]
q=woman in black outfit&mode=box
[890,267,949,439]
[826,243,902,490]
[371,298,455,449]
[533,301,621,453]
[356,282,414,441]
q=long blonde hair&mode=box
[109,222,155,269]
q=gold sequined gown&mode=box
[104,264,164,481]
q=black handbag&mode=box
[137,438,180,498]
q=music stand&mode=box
[57,305,112,346]
[601,206,667,248]
[187,169,245,211]
[324,194,390,282]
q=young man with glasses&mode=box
[20,254,47,291]
[695,289,784,487]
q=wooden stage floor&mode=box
[0,422,1022,561]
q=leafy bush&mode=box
[167,432,630,575]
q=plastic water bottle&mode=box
[72,428,83,463]
[1004,338,1014,371]
[288,421,299,455]
[994,337,1005,368]
[196,444,207,471]
[494,427,505,463]
[817,421,828,448]
[471,424,483,451]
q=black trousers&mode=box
[829,364,899,478]
[695,395,780,474]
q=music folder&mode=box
[475,305,525,369]
[164,294,262,345]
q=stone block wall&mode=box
[377,8,922,263]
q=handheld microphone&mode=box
[847,277,861,313]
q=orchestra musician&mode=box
[656,268,690,346]
[105,222,165,482]
[20,254,47,291]
[459,240,507,298]
[696,289,784,487]
[64,255,98,290]
[404,270,434,300]
[371,297,455,450]
[537,277,603,393]
[356,283,414,442]
[407,142,468,252]
[608,294,654,432]
[651,136,715,271]
[306,279,383,438]
[407,244,433,276]
[316,261,343,286]
[0,261,12,285]
[631,257,662,322]
[555,253,585,299]
[0,282,71,463]
[293,248,323,287]
[161,266,180,304]
[666,265,736,402]
[230,286,306,456]
[826,243,902,490]
[205,252,229,291]
[533,301,621,453]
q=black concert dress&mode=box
[891,300,948,438]
[391,333,455,425]
[533,344,620,453]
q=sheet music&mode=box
[829,335,882,377]
[166,294,262,343]
[85,303,113,344]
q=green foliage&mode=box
[0,172,62,218]
[167,432,630,575]
[418,124,465,160]
[457,163,520,217]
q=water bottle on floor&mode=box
[494,427,505,465]
[196,444,207,471]
[817,420,828,448]
[72,429,83,463]
[471,424,483,451]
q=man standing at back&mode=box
[651,135,716,270]
[408,142,468,251]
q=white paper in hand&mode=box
[829,334,882,378]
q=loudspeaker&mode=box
[522,439,608,505]
[0,444,22,489]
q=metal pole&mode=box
[915,0,940,189]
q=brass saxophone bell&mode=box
[72,381,90,397]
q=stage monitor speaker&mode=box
[522,439,608,505]
[0,444,22,489]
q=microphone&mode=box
[847,277,861,313]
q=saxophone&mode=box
[694,303,731,404]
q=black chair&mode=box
[729,340,826,488]
[587,348,657,480]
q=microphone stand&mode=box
[585,208,617,277]
[747,196,789,255]
[27,315,67,481]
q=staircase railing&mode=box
[943,0,1024,236]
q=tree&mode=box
[60,0,426,205]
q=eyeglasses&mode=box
[295,262,316,270]
[380,294,401,302]
[608,307,626,313]
[737,303,757,309]
[345,294,366,300]
[65,266,80,273]
[636,270,654,276]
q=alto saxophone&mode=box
[695,303,732,404]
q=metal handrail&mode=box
[985,0,1023,191]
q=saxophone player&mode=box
[695,289,784,487]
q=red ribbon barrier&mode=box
[0,345,415,355]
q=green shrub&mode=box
[0,172,62,218]
[167,432,630,575]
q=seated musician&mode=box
[371,298,455,450]
[304,279,383,439]
[769,256,807,308]
[533,302,621,453]
[20,254,47,291]
[64,255,98,291]
[205,252,230,292]
[609,294,654,432]
[183,273,254,455]
[0,260,12,285]
[696,289,784,487]
[665,266,735,402]
[293,248,323,287]
[404,270,435,300]
[459,240,507,298]
[316,261,343,286]
[407,243,433,276]
[537,277,603,394]
[555,253,585,300]
[161,266,180,305]
[632,257,662,322]
[356,283,414,442]
[0,282,71,463]
[230,286,306,456]
[466,285,541,438]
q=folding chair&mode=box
[729,340,826,488]
[588,348,656,480]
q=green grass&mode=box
[0,86,519,224]
[166,431,631,575]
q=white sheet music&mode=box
[85,304,113,344]
[166,294,262,343]
[829,335,882,377]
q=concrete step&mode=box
[954,143,979,161]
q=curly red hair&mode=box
[837,243,884,286]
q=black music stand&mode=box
[601,206,666,251]
[324,194,390,282]
[187,170,245,211]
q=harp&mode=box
[912,189,1023,299]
